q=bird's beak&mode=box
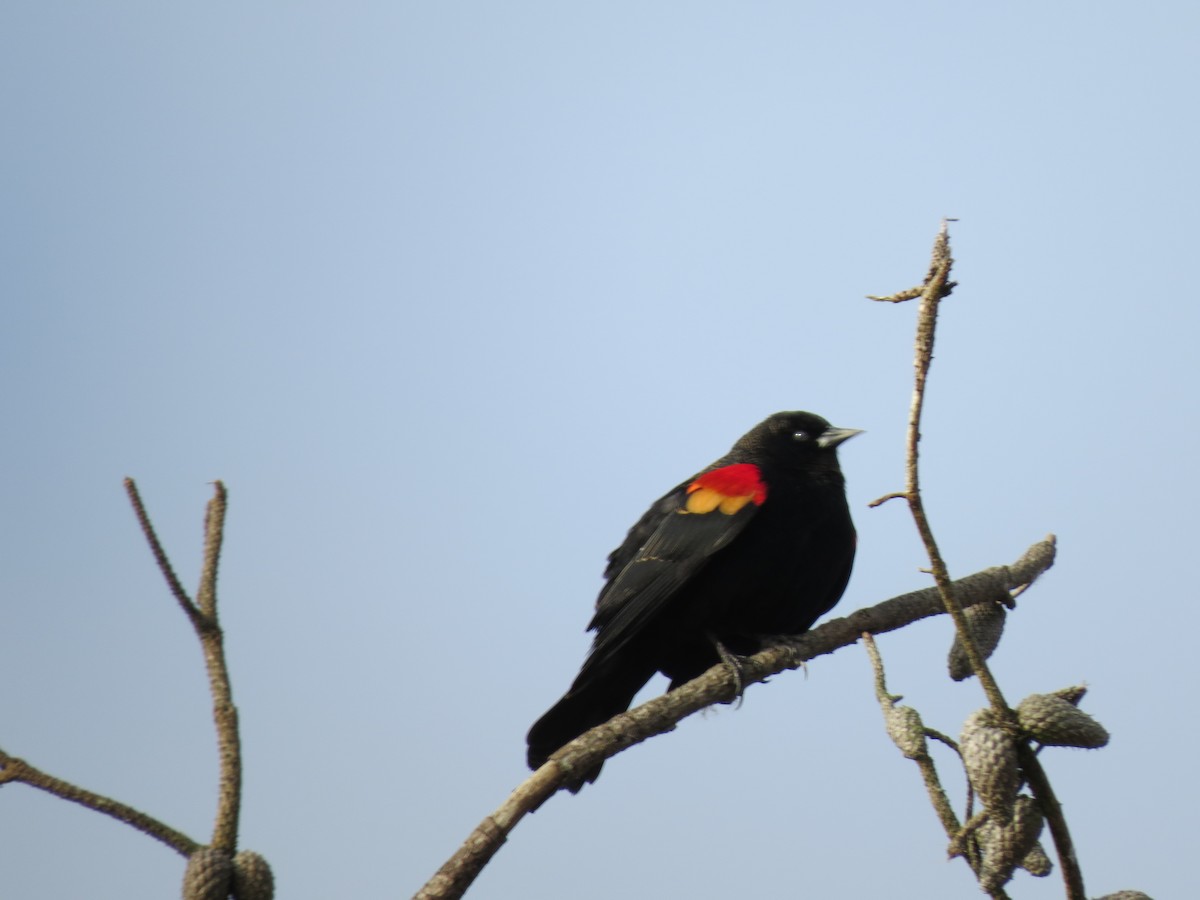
[817,427,864,449]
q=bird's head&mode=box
[739,411,862,475]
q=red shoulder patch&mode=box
[683,463,767,515]
[689,463,767,504]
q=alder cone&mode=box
[960,709,1020,822]
[1019,842,1053,877]
[977,794,1045,892]
[948,600,1006,681]
[885,704,927,759]
[232,851,274,900]
[1017,692,1109,748]
[182,847,233,900]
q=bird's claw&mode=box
[713,639,748,708]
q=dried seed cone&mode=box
[948,601,1006,681]
[182,847,233,900]
[960,709,1020,822]
[977,820,1011,893]
[977,794,1044,891]
[1011,795,1044,849]
[885,705,927,759]
[1020,841,1053,877]
[232,851,274,900]
[1052,684,1088,706]
[1017,693,1110,748]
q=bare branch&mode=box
[195,482,242,853]
[412,538,1055,900]
[861,634,964,853]
[1017,744,1083,899]
[197,482,227,619]
[124,478,201,628]
[886,222,1010,705]
[867,286,924,303]
[0,748,200,856]
[873,221,1086,900]
[924,728,960,752]
[124,480,243,853]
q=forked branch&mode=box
[0,482,243,863]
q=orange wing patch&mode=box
[684,487,756,515]
[682,463,767,516]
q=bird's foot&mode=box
[712,638,748,708]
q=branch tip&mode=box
[124,477,200,624]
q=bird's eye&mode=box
[793,430,810,442]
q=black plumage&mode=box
[526,411,860,790]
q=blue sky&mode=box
[1,3,1196,898]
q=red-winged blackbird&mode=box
[526,411,860,789]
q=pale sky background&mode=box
[1,3,1196,898]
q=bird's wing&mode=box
[577,463,767,685]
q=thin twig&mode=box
[197,482,226,619]
[949,810,990,859]
[1017,745,1082,897]
[875,222,1086,900]
[413,538,1055,900]
[0,749,199,856]
[867,286,924,303]
[924,728,960,753]
[194,483,241,852]
[861,634,964,848]
[125,480,243,854]
[900,224,1009,709]
[123,478,201,628]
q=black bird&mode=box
[526,411,860,789]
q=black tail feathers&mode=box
[526,665,653,791]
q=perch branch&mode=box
[413,538,1055,900]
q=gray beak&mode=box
[816,426,864,450]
